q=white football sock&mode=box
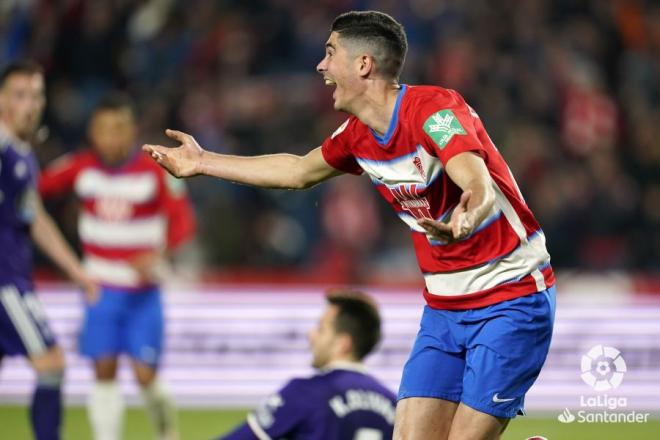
[87,381,124,440]
[141,380,178,440]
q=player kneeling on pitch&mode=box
[218,290,397,440]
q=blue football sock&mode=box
[30,371,63,440]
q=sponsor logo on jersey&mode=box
[423,109,466,149]
[388,184,432,220]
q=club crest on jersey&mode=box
[423,109,466,149]
[412,156,426,180]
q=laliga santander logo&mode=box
[580,345,627,391]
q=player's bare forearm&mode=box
[143,130,342,189]
[460,177,494,230]
[418,152,495,241]
[446,152,495,233]
[31,200,95,295]
[197,150,335,189]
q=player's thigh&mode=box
[447,403,509,440]
[398,306,465,402]
[0,285,60,368]
[124,289,164,367]
[79,288,124,359]
[461,287,555,420]
[394,397,458,440]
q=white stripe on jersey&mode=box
[247,413,273,440]
[0,286,46,355]
[493,182,527,240]
[79,213,166,248]
[75,169,157,203]
[424,230,550,296]
[84,255,141,287]
[356,144,443,186]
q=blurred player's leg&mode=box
[1,286,63,440]
[127,289,178,439]
[88,357,124,440]
[30,346,65,440]
[134,361,178,440]
[80,288,124,439]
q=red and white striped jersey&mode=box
[39,149,195,290]
[321,85,555,310]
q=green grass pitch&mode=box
[0,406,658,439]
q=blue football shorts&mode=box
[398,286,556,418]
[79,286,164,367]
[0,283,57,357]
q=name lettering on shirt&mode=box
[328,389,396,425]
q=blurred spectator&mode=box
[2,0,657,277]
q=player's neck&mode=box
[322,360,366,373]
[352,83,401,136]
[0,120,30,146]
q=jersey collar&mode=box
[0,122,31,154]
[321,361,368,374]
[369,84,407,146]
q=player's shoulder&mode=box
[405,84,466,114]
[46,149,97,172]
[278,375,328,402]
[329,115,365,141]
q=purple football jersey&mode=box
[221,366,396,440]
[0,128,40,291]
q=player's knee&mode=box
[94,358,119,380]
[136,369,157,388]
[132,361,158,388]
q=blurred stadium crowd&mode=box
[1,0,658,281]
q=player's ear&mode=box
[358,54,374,78]
[336,333,354,357]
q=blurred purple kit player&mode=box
[219,291,397,440]
[0,61,95,440]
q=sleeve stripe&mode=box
[246,413,273,440]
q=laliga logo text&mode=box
[557,345,650,424]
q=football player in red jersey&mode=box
[144,11,555,440]
[41,94,195,440]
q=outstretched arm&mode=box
[417,152,495,242]
[143,129,343,189]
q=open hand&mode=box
[129,251,167,284]
[417,190,474,243]
[142,129,204,178]
[77,274,99,305]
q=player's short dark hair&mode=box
[0,60,43,88]
[92,92,136,119]
[331,11,407,80]
[326,289,382,361]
